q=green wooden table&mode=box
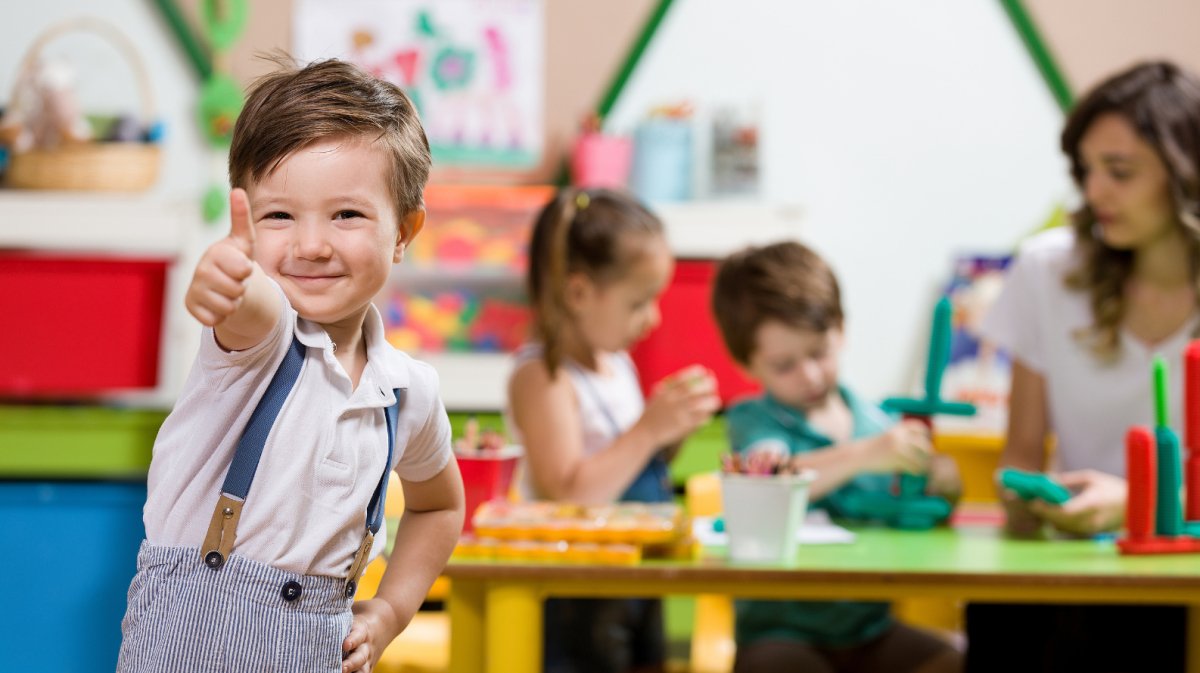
[444,524,1200,673]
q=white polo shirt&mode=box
[981,227,1195,477]
[144,283,452,577]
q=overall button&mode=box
[281,580,303,602]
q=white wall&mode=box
[607,0,1074,401]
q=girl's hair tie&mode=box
[575,192,590,210]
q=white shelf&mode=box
[0,190,188,256]
[655,199,805,258]
[417,352,513,411]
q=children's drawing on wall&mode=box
[295,0,543,168]
[939,254,1013,433]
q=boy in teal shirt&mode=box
[712,241,962,673]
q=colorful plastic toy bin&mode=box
[456,449,521,533]
[0,252,167,397]
[0,481,146,672]
[381,185,552,355]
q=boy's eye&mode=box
[771,360,795,374]
[264,211,292,220]
[335,210,365,220]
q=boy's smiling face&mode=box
[745,320,843,412]
[247,135,421,332]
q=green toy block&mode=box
[998,467,1071,505]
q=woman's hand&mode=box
[1029,469,1127,536]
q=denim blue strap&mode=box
[221,337,306,499]
[368,388,405,535]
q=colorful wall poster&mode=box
[939,253,1013,433]
[295,0,544,168]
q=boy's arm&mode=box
[782,421,933,500]
[184,188,280,351]
[341,460,464,672]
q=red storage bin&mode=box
[0,252,168,397]
[457,452,519,533]
[630,259,760,406]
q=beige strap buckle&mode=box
[201,494,243,570]
[344,531,375,599]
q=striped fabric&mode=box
[118,542,352,672]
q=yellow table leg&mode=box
[1189,604,1200,673]
[485,584,542,673]
[448,579,485,673]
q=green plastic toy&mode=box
[865,297,976,529]
[998,467,1071,505]
[839,491,953,530]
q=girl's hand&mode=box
[341,598,401,673]
[861,420,932,474]
[1028,469,1127,536]
[185,188,256,326]
[635,365,720,447]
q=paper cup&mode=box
[720,471,814,563]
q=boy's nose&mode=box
[295,222,332,259]
[798,360,823,387]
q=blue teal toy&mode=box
[858,297,976,529]
[998,467,1070,505]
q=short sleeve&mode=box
[979,243,1046,373]
[725,401,790,456]
[393,362,453,482]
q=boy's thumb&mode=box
[228,188,256,252]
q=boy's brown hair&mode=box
[711,241,844,365]
[228,57,431,218]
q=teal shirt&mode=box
[725,386,894,648]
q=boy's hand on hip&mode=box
[185,188,257,326]
[342,597,402,673]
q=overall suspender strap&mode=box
[203,337,306,569]
[344,388,405,598]
[200,334,406,588]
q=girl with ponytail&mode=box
[506,188,719,673]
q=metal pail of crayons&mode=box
[720,454,815,563]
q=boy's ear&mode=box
[394,209,426,262]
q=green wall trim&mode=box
[151,0,213,81]
[999,0,1073,112]
[595,0,677,121]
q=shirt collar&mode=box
[292,304,409,407]
[761,384,880,443]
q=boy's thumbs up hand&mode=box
[185,188,259,326]
[227,187,256,256]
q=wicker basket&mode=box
[5,18,160,191]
